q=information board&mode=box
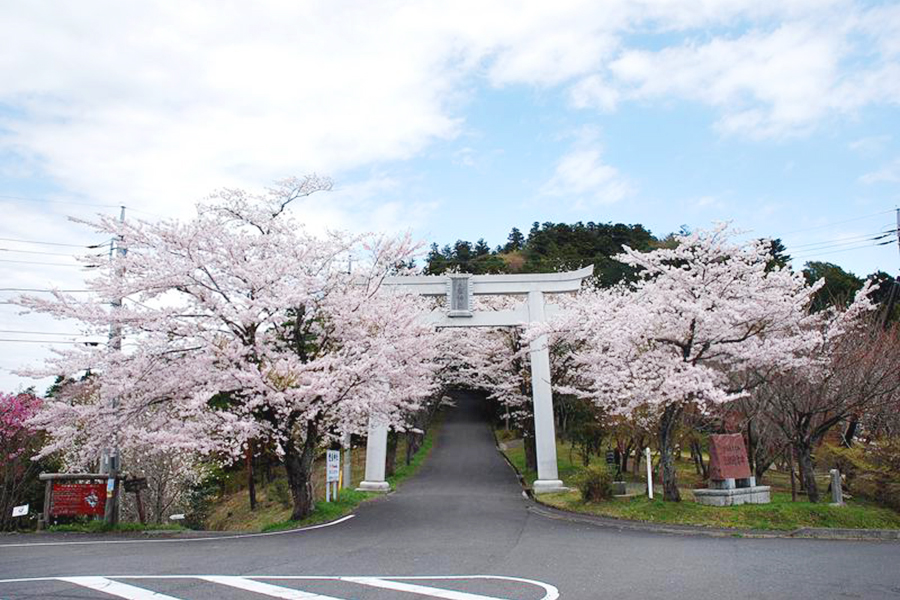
[326,450,340,483]
[50,482,107,516]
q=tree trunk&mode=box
[796,442,820,503]
[284,420,319,521]
[788,448,797,502]
[658,404,683,502]
[621,442,632,474]
[842,417,859,448]
[246,443,257,511]
[385,431,398,477]
[524,431,537,473]
[690,439,707,477]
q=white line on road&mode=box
[0,515,355,549]
[199,576,344,599]
[58,577,182,600]
[344,576,517,599]
[0,574,560,600]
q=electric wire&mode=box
[0,236,109,249]
[773,209,895,237]
[0,194,122,209]
[785,229,897,251]
[0,329,84,336]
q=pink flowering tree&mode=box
[545,225,874,501]
[17,177,440,520]
[0,392,44,530]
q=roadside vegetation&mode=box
[499,436,900,531]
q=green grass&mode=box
[260,489,374,532]
[259,417,440,533]
[500,434,900,531]
[46,521,185,533]
[539,491,900,531]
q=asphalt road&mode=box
[1,391,899,599]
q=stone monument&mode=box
[693,434,771,506]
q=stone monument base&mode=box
[532,479,568,494]
[356,481,390,493]
[693,485,771,506]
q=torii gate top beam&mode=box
[381,265,593,296]
[380,265,593,328]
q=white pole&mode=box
[645,447,653,499]
[356,419,390,492]
[528,290,565,494]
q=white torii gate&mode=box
[356,265,593,495]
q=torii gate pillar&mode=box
[357,266,592,495]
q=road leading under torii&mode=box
[1,392,898,600]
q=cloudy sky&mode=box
[1,1,899,391]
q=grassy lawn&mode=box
[499,434,900,531]
[46,521,185,533]
[211,416,441,532]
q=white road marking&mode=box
[198,576,343,599]
[344,577,518,599]
[58,577,182,600]
[0,514,355,549]
[0,574,560,600]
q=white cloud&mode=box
[860,158,900,184]
[541,131,634,207]
[849,135,892,154]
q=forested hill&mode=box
[425,221,899,320]
[424,221,658,287]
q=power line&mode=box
[0,329,85,336]
[0,338,100,345]
[792,241,893,260]
[0,236,108,249]
[0,258,86,268]
[0,287,92,293]
[0,247,85,258]
[0,194,123,209]
[773,209,895,237]
[785,229,897,251]
[0,194,167,219]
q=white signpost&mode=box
[645,447,653,500]
[326,449,340,502]
[11,504,28,518]
[357,266,593,495]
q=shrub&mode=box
[270,479,292,509]
[578,466,613,503]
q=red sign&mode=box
[50,483,107,516]
[708,434,752,480]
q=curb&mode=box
[493,435,900,542]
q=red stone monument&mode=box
[694,433,771,506]
[707,433,752,481]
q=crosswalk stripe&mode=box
[198,576,345,599]
[343,577,510,600]
[58,577,183,600]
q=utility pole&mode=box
[881,208,900,330]
[102,206,126,525]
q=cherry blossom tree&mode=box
[0,392,44,530]
[545,225,874,501]
[17,177,440,520]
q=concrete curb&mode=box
[526,502,900,541]
[493,434,900,542]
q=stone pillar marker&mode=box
[356,420,390,493]
[830,469,844,506]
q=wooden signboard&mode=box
[50,482,107,517]
[708,434,752,480]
